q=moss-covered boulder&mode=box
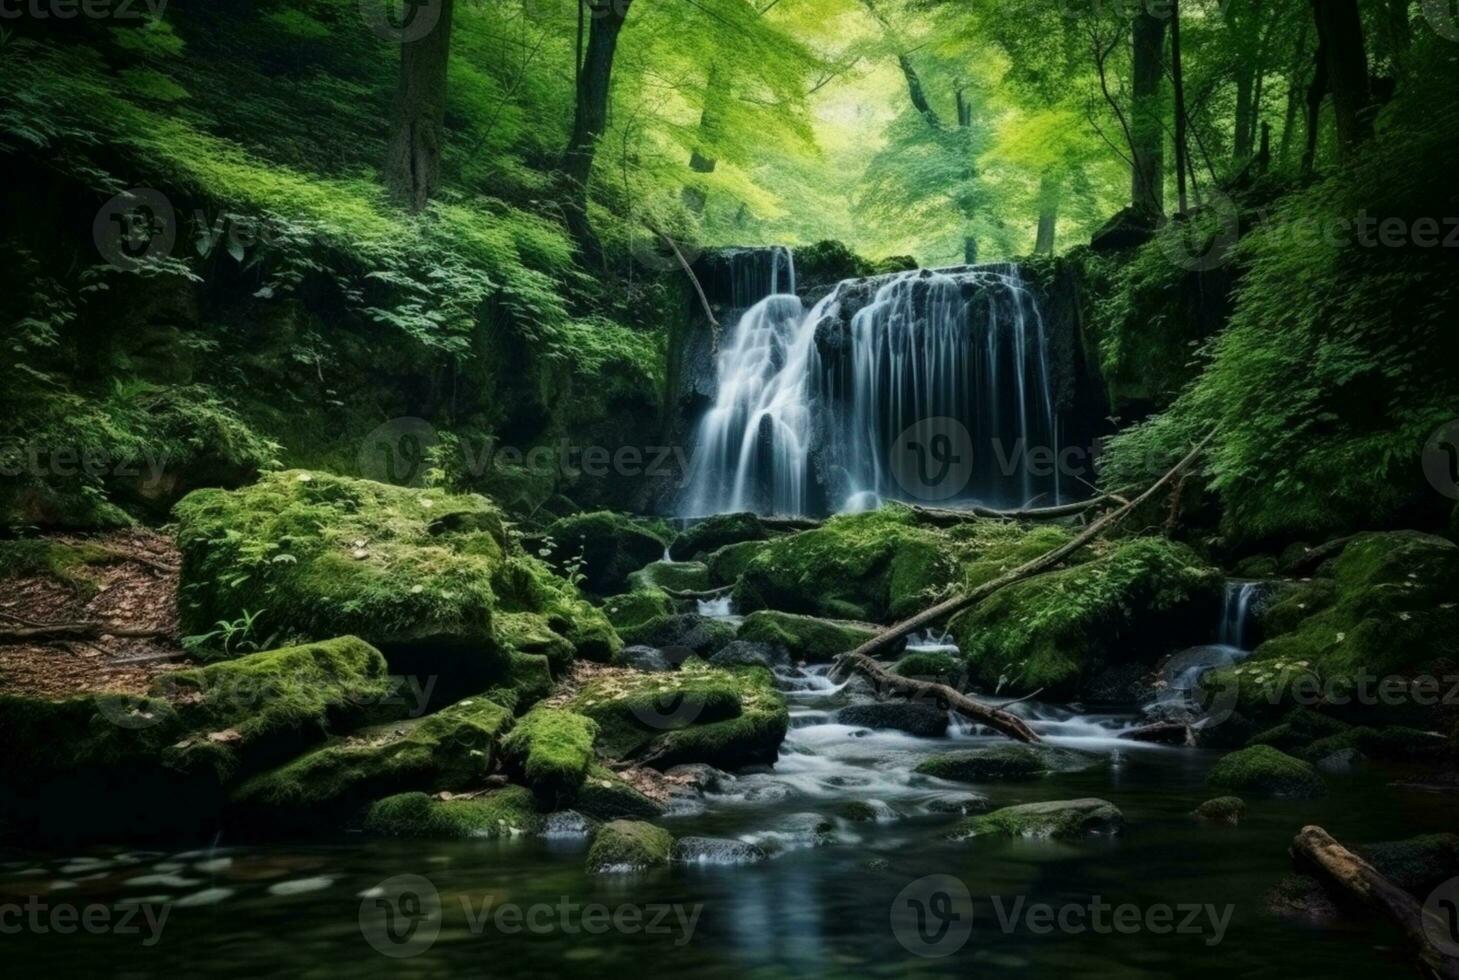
[706,540,770,586]
[541,511,668,595]
[732,507,960,622]
[231,696,514,829]
[736,610,893,662]
[363,786,542,839]
[914,744,1088,782]
[603,588,674,632]
[890,651,966,685]
[0,636,393,839]
[1194,796,1246,825]
[1356,834,1459,895]
[569,662,788,770]
[617,613,736,658]
[949,799,1124,840]
[1204,532,1459,729]
[500,708,599,806]
[586,819,674,873]
[837,702,947,737]
[1207,745,1325,798]
[627,561,711,594]
[950,537,1221,698]
[173,472,616,692]
[670,513,767,561]
[570,764,665,820]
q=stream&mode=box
[2,590,1452,977]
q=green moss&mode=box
[231,697,513,826]
[627,561,711,594]
[363,787,542,839]
[0,539,113,591]
[501,708,599,805]
[1356,834,1459,895]
[890,651,965,683]
[602,588,674,631]
[736,611,883,663]
[670,513,767,561]
[950,537,1221,698]
[705,540,770,586]
[586,819,673,873]
[914,745,1078,782]
[949,798,1124,840]
[1207,745,1325,798]
[1302,726,1445,762]
[616,613,736,657]
[1248,709,1351,752]
[1194,796,1246,824]
[541,511,667,595]
[571,763,663,820]
[569,662,788,769]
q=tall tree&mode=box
[1129,6,1167,216]
[1310,0,1372,159]
[384,0,457,213]
[562,0,635,264]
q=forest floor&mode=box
[0,530,187,698]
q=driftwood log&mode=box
[760,489,1137,534]
[1293,825,1459,980]
[830,434,1213,744]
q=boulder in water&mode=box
[586,820,674,874]
[500,708,599,807]
[671,836,767,865]
[949,798,1124,840]
[837,702,947,738]
[1193,796,1246,825]
[571,764,665,821]
[925,794,991,816]
[914,744,1090,782]
[710,640,789,669]
[1207,745,1325,798]
[363,787,542,839]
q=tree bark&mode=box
[1034,171,1059,255]
[1293,826,1459,980]
[1130,7,1168,216]
[682,62,725,213]
[1310,0,1372,159]
[384,0,456,213]
[1301,31,1328,176]
[1171,0,1190,214]
[562,0,634,265]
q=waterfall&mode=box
[1217,580,1262,649]
[680,261,1066,518]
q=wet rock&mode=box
[925,794,991,816]
[586,820,674,874]
[617,614,736,659]
[671,836,767,865]
[914,744,1092,782]
[627,561,711,594]
[541,811,597,839]
[709,641,789,669]
[837,702,948,738]
[949,798,1124,840]
[1207,745,1325,798]
[670,513,768,561]
[614,645,675,672]
[541,512,668,595]
[1193,796,1246,825]
[1315,747,1365,774]
[665,763,734,795]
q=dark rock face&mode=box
[709,641,789,670]
[1090,206,1158,251]
[837,702,948,738]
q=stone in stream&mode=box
[1206,745,1325,798]
[671,837,767,865]
[924,794,992,816]
[1193,796,1247,825]
[709,640,790,670]
[913,744,1093,783]
[586,820,675,874]
[948,798,1125,840]
[837,702,948,738]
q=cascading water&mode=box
[1218,580,1262,649]
[679,260,1067,517]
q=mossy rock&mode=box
[1217,532,1459,729]
[890,651,966,685]
[837,702,947,737]
[231,696,514,829]
[500,707,599,806]
[0,637,393,840]
[949,798,1124,840]
[541,511,667,595]
[732,507,961,622]
[570,764,664,820]
[670,513,767,561]
[603,588,674,632]
[914,744,1087,783]
[569,662,788,770]
[950,536,1221,699]
[586,819,674,873]
[1207,745,1325,798]
[1356,834,1459,895]
[174,472,614,690]
[1247,708,1352,752]
[1193,796,1246,825]
[363,787,542,839]
[0,539,115,594]
[736,610,891,663]
[1300,725,1446,762]
[617,613,736,658]
[627,561,711,593]
[706,540,770,586]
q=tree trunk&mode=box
[562,0,634,265]
[1234,68,1255,161]
[1301,31,1328,176]
[682,63,725,214]
[1034,172,1059,255]
[1380,0,1412,80]
[963,236,978,264]
[1171,0,1190,214]
[1310,0,1372,159]
[1130,8,1168,216]
[384,0,456,213]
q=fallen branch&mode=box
[0,623,173,643]
[1118,721,1194,746]
[831,436,1213,742]
[660,584,734,600]
[645,222,719,341]
[761,489,1138,533]
[1293,825,1459,980]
